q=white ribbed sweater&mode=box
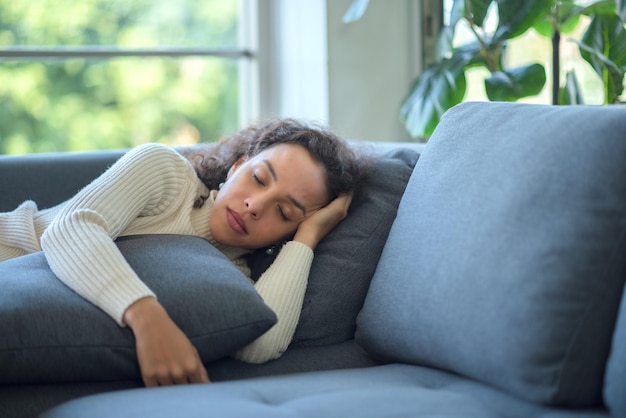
[0,143,313,364]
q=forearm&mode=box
[40,144,189,324]
[233,241,313,363]
[41,209,155,324]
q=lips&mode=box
[226,208,248,235]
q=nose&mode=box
[245,196,266,219]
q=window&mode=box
[0,0,252,154]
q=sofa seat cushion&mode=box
[41,364,608,418]
[0,340,379,418]
[0,234,276,384]
[208,339,380,382]
[356,102,626,407]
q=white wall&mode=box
[253,0,430,142]
[326,0,422,142]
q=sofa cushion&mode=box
[356,101,626,407]
[41,364,607,418]
[0,150,123,212]
[604,283,626,416]
[0,234,277,384]
[247,148,419,346]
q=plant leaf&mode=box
[495,0,556,41]
[449,0,466,26]
[400,55,468,138]
[342,0,370,23]
[578,13,626,102]
[534,0,582,37]
[484,63,546,101]
[454,0,494,27]
[469,0,494,27]
[619,0,626,21]
[450,0,494,27]
[436,26,456,60]
[455,39,490,67]
[579,0,619,16]
[579,41,625,102]
[559,70,585,104]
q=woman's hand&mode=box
[123,297,210,387]
[293,194,353,250]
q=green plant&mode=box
[0,0,240,154]
[344,0,626,139]
[560,1,626,104]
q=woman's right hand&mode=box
[123,297,210,387]
[293,193,353,250]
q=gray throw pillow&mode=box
[0,234,276,384]
[356,102,626,407]
[247,148,419,346]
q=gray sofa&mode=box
[0,102,624,418]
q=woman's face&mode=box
[209,143,329,249]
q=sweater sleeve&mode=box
[40,143,194,325]
[232,241,313,363]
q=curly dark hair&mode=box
[182,118,371,203]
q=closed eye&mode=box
[277,206,289,221]
[253,173,264,186]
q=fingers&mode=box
[319,193,353,224]
[331,193,353,219]
[143,373,159,388]
[329,193,352,207]
[142,359,210,387]
[127,298,211,388]
[192,364,211,384]
[293,193,354,250]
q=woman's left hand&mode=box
[293,194,353,250]
[124,297,210,387]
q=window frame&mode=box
[0,46,252,60]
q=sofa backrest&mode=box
[0,150,124,212]
[356,101,626,411]
[0,141,424,213]
[0,140,426,358]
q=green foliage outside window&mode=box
[0,0,241,154]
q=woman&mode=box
[0,118,369,387]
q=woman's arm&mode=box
[233,195,352,363]
[41,143,209,386]
[40,143,194,323]
[123,297,210,386]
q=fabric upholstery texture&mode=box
[247,148,419,346]
[41,364,608,418]
[356,102,626,407]
[0,341,379,418]
[0,150,124,212]
[0,234,276,384]
[604,284,626,416]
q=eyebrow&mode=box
[263,159,307,216]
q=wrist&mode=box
[123,296,165,330]
[293,230,320,250]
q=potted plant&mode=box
[344,0,626,139]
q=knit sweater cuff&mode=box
[97,278,157,326]
[232,240,313,363]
